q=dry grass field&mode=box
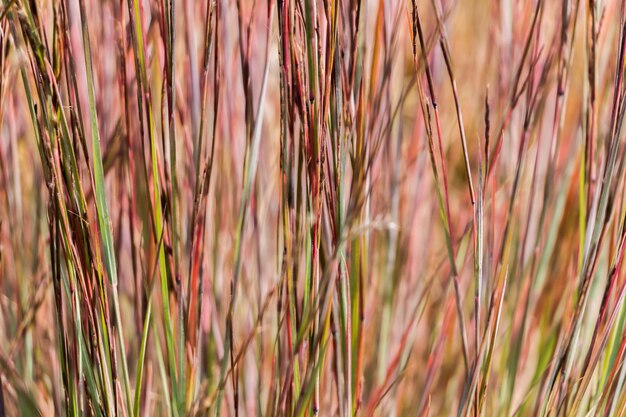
[2,0,626,415]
